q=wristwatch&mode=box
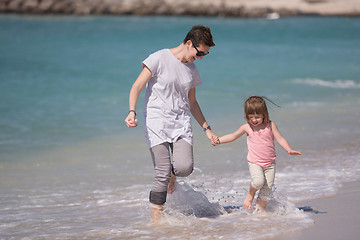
[203,125,211,131]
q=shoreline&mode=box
[1,0,360,18]
[264,180,360,240]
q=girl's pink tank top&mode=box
[246,123,276,167]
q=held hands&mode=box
[205,130,220,146]
[212,135,220,146]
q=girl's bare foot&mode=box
[255,198,267,211]
[150,203,163,225]
[243,192,254,209]
[243,183,257,210]
[167,173,176,194]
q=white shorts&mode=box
[248,161,276,201]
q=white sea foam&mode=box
[160,179,313,240]
[266,12,280,20]
[292,78,360,89]
[286,101,325,108]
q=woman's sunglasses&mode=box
[192,41,209,57]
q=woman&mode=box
[125,25,217,223]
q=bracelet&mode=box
[203,125,211,131]
[129,110,136,116]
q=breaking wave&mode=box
[292,78,360,89]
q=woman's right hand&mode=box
[125,112,138,128]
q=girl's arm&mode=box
[124,66,152,128]
[217,124,247,145]
[188,87,217,144]
[271,121,302,155]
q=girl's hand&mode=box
[125,113,138,128]
[288,150,302,155]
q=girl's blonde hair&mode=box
[244,96,279,124]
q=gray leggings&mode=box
[149,138,194,205]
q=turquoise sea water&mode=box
[0,15,360,239]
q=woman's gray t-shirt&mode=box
[142,49,202,148]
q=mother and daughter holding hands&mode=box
[125,25,302,224]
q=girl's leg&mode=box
[149,142,172,223]
[256,162,276,210]
[244,182,258,210]
[245,162,265,209]
[255,198,267,210]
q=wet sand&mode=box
[265,180,360,240]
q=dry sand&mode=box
[265,180,360,240]
[1,0,360,17]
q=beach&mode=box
[0,15,359,239]
[266,180,360,240]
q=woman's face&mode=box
[186,41,210,63]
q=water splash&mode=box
[165,181,227,218]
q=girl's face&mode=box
[247,113,264,127]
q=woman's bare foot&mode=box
[167,173,176,194]
[150,203,163,225]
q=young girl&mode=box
[214,96,302,210]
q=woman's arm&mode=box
[124,66,152,128]
[188,87,217,143]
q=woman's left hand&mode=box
[206,130,218,146]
